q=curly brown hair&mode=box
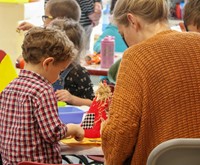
[22,27,77,65]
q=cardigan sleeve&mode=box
[101,48,144,164]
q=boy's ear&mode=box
[179,22,186,32]
[127,13,140,31]
[42,57,54,71]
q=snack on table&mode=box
[85,53,101,65]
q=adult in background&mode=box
[93,0,127,53]
[76,0,102,52]
[101,0,200,164]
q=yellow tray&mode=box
[61,137,101,146]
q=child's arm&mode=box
[17,22,35,31]
[55,89,92,106]
[69,94,93,106]
[66,124,84,141]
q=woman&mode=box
[101,0,200,164]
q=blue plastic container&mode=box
[58,106,84,124]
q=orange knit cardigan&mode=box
[101,30,200,165]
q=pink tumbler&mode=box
[100,36,115,68]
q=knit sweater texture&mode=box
[101,30,200,165]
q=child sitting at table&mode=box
[0,27,84,165]
[49,18,94,106]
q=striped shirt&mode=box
[44,0,101,27]
[0,70,67,165]
[76,0,101,27]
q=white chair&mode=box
[147,138,200,165]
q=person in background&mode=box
[101,0,200,164]
[17,0,81,31]
[93,0,127,53]
[179,0,200,32]
[76,0,102,52]
[93,0,128,84]
[44,0,102,52]
[0,27,84,164]
[49,18,94,106]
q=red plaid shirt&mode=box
[0,70,67,165]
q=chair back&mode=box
[147,138,200,165]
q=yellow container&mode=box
[57,101,67,107]
[0,50,18,92]
[0,0,28,3]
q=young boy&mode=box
[17,0,81,31]
[179,0,200,32]
[0,27,84,164]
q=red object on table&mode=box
[15,58,25,69]
[81,82,112,138]
[87,68,108,76]
[81,97,109,138]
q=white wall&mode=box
[0,1,44,71]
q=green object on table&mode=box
[57,101,67,107]
[108,58,121,84]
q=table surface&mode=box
[60,142,103,155]
[82,53,123,76]
[60,105,103,156]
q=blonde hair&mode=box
[113,0,169,26]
